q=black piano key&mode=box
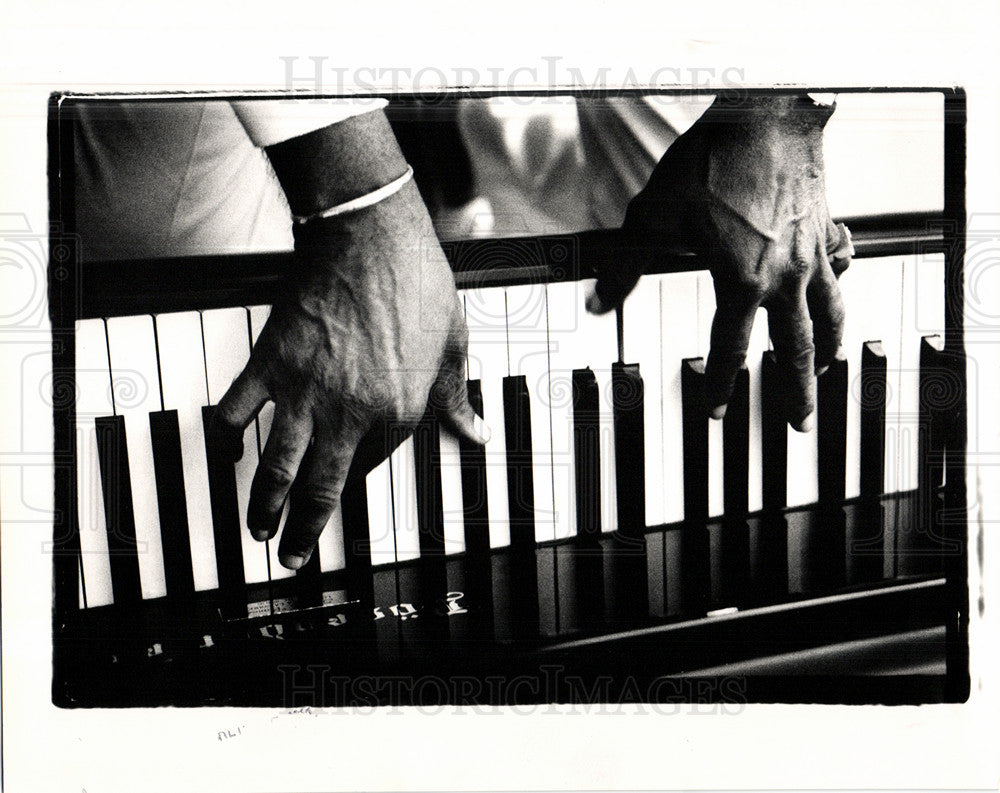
[817,357,848,504]
[609,361,648,619]
[910,335,947,573]
[459,380,494,637]
[918,335,947,493]
[148,409,195,601]
[681,358,709,525]
[502,375,535,551]
[760,350,787,513]
[853,341,888,582]
[811,357,849,590]
[718,367,750,607]
[611,362,644,540]
[408,414,449,628]
[722,367,750,518]
[572,368,602,544]
[679,358,710,613]
[201,405,247,621]
[756,351,789,601]
[459,380,490,558]
[859,341,887,499]
[94,415,143,608]
[340,463,374,603]
[413,413,446,558]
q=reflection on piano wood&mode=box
[48,89,970,707]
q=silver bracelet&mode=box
[292,165,414,225]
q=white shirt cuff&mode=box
[231,97,389,148]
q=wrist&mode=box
[265,109,409,217]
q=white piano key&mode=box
[438,428,466,554]
[366,458,396,565]
[745,307,770,513]
[623,275,666,527]
[105,315,167,600]
[895,254,946,493]
[785,415,819,507]
[913,253,946,338]
[201,307,271,585]
[840,257,906,495]
[75,318,115,608]
[695,271,726,518]
[545,279,618,538]
[542,283,577,541]
[155,311,217,591]
[655,272,701,525]
[390,437,421,562]
[463,287,510,548]
[248,305,297,580]
[506,283,556,543]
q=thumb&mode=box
[586,241,644,315]
[430,323,490,445]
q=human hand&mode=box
[587,94,854,431]
[212,181,487,569]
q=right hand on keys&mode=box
[587,93,854,432]
[211,179,488,570]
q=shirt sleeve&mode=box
[231,97,389,148]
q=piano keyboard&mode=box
[70,246,946,614]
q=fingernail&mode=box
[251,527,270,542]
[834,345,847,361]
[792,412,815,433]
[815,364,829,377]
[585,288,608,315]
[474,414,492,444]
[709,404,727,420]
[279,551,310,571]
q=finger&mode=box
[586,245,644,315]
[766,291,816,433]
[704,288,760,418]
[211,363,270,461]
[278,423,364,570]
[807,259,847,375]
[430,323,490,444]
[825,219,853,278]
[246,405,313,542]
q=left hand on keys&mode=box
[588,93,854,432]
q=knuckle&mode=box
[303,486,340,514]
[257,458,297,491]
[717,269,767,304]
